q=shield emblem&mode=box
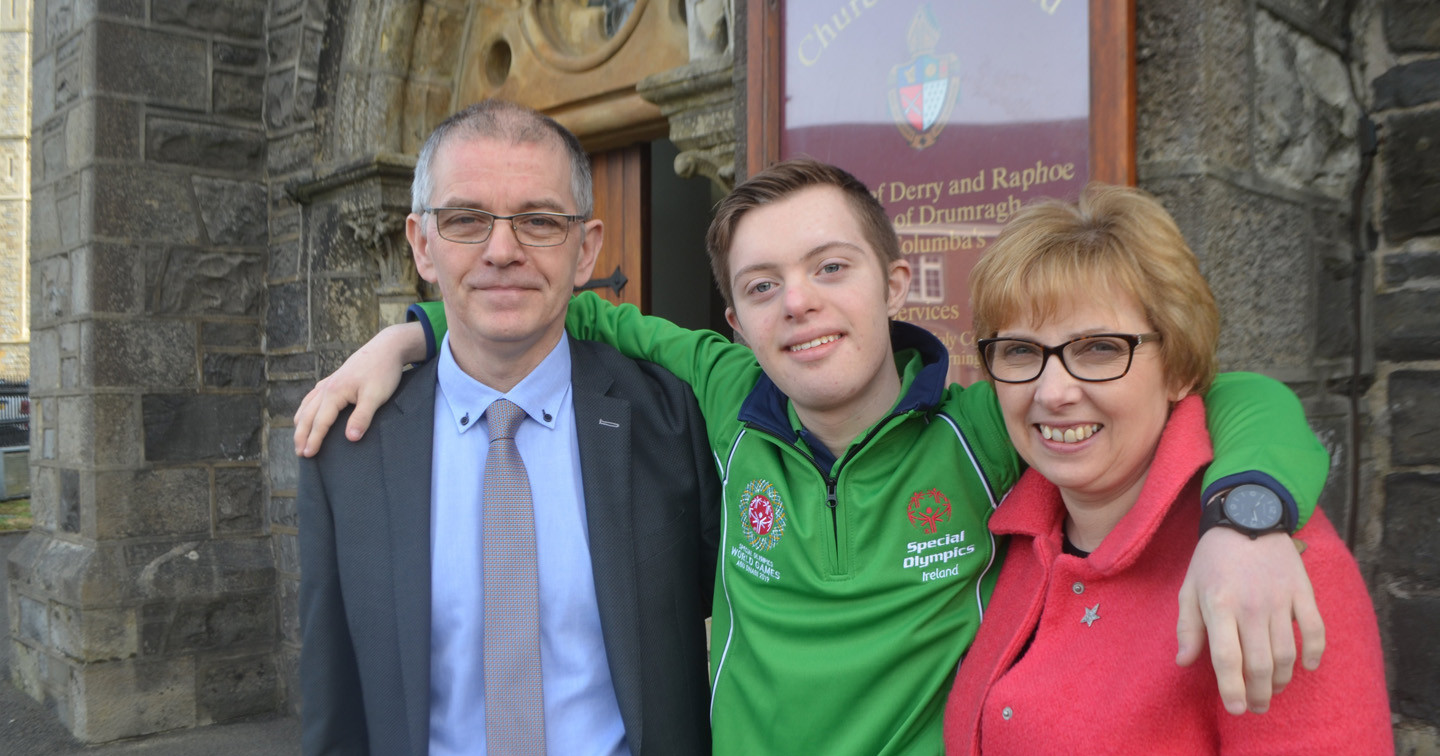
[888,6,960,150]
[890,51,959,150]
[898,55,950,132]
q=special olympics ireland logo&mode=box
[740,479,787,550]
[907,488,952,534]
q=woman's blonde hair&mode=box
[970,183,1219,394]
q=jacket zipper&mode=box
[745,413,909,575]
[744,423,841,565]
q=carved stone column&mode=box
[637,54,738,193]
[637,0,739,193]
[286,153,421,368]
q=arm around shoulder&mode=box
[1181,373,1331,717]
[565,291,759,426]
[293,321,427,457]
[1201,371,1328,530]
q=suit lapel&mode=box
[379,360,438,756]
[571,342,645,752]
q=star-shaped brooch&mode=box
[1081,603,1100,627]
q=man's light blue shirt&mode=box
[429,332,630,756]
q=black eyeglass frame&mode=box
[424,206,587,247]
[976,332,1163,384]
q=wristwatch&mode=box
[1199,484,1289,539]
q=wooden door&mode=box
[584,145,650,310]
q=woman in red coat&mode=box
[944,184,1392,754]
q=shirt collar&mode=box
[435,332,572,434]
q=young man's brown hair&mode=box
[705,158,902,309]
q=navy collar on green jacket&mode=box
[737,321,951,468]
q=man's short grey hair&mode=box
[410,99,594,218]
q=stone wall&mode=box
[0,0,28,378]
[261,0,328,713]
[264,0,442,713]
[1365,0,1440,750]
[1136,0,1362,530]
[6,0,274,741]
[1134,0,1440,749]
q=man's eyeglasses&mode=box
[976,332,1163,384]
[425,207,585,247]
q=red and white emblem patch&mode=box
[748,494,774,535]
[740,479,786,550]
[907,488,952,534]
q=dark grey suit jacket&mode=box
[299,338,720,756]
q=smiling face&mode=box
[408,134,601,385]
[723,186,911,432]
[994,287,1187,513]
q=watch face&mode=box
[1224,485,1283,530]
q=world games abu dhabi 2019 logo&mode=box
[888,5,959,150]
[740,479,787,551]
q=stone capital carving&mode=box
[637,54,738,192]
[289,153,422,297]
[340,204,418,296]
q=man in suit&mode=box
[298,99,720,756]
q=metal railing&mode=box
[0,380,29,449]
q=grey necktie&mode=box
[482,399,545,755]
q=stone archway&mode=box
[309,0,738,187]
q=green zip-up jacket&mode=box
[411,292,1326,756]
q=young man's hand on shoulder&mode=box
[293,321,428,456]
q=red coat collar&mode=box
[989,395,1214,574]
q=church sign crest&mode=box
[887,6,960,150]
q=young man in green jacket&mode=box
[296,158,1328,755]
